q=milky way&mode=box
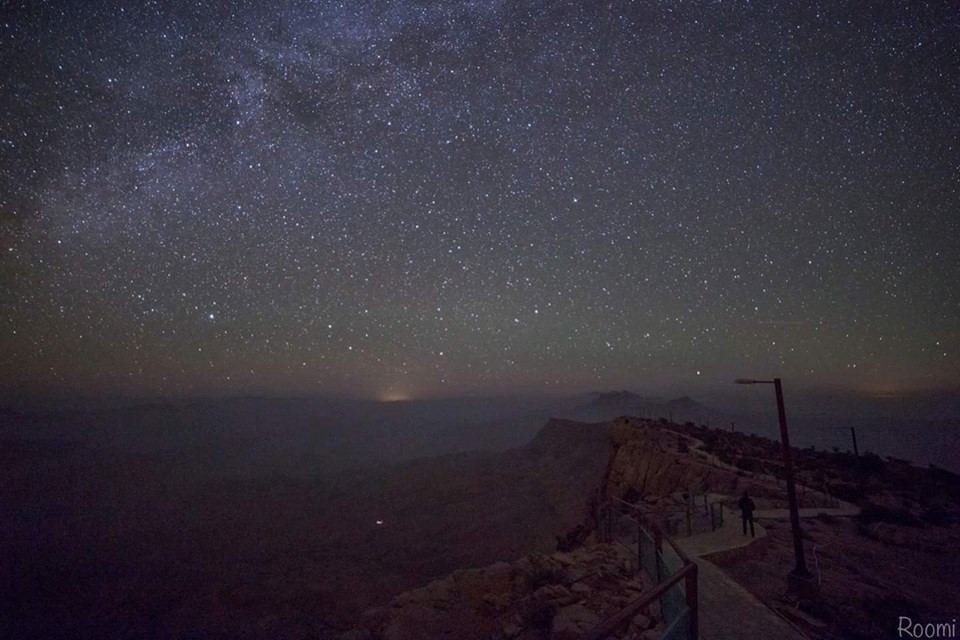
[1,1,958,398]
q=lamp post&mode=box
[734,377,815,596]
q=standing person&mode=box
[738,491,756,537]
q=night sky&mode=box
[1,1,958,400]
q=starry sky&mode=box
[1,1,958,400]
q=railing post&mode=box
[598,503,606,543]
[685,504,692,536]
[604,504,610,543]
[710,503,716,531]
[637,516,643,575]
[653,526,663,584]
[686,562,699,640]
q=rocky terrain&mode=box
[4,406,958,639]
[701,444,960,639]
[342,416,960,640]
[603,417,834,508]
[604,417,960,640]
[341,544,663,640]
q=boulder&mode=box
[550,603,601,640]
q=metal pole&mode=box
[850,427,859,457]
[686,564,699,640]
[775,378,810,578]
[653,526,663,584]
[637,517,643,575]
[600,504,607,543]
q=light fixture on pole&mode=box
[734,377,817,597]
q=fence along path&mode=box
[587,498,699,640]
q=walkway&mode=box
[676,519,806,640]
[674,499,860,640]
[753,503,859,520]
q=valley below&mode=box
[1,416,609,639]
[2,394,959,639]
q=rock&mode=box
[605,417,798,504]
[550,603,601,640]
[500,614,523,638]
[565,565,593,583]
[482,591,513,613]
[360,606,391,627]
[346,543,658,640]
[629,612,653,632]
[550,617,580,640]
[530,584,576,607]
[647,599,661,621]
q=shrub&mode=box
[857,453,886,475]
[928,464,960,489]
[816,512,837,524]
[920,505,955,526]
[858,503,921,527]
[827,484,867,503]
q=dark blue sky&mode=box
[1,1,958,399]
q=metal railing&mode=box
[585,498,699,640]
[623,494,726,539]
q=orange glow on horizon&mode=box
[378,390,412,402]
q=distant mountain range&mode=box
[563,390,725,426]
[2,389,958,475]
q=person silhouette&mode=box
[738,491,756,537]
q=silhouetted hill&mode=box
[565,391,721,426]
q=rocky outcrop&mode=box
[604,417,824,507]
[341,544,662,640]
[342,415,837,639]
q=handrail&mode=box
[608,493,726,516]
[582,561,697,640]
[586,498,699,640]
[608,493,726,537]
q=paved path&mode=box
[676,519,807,640]
[753,503,859,520]
[674,499,860,640]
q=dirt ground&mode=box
[712,514,960,639]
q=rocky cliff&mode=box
[340,544,662,640]
[340,415,831,639]
[604,416,798,505]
